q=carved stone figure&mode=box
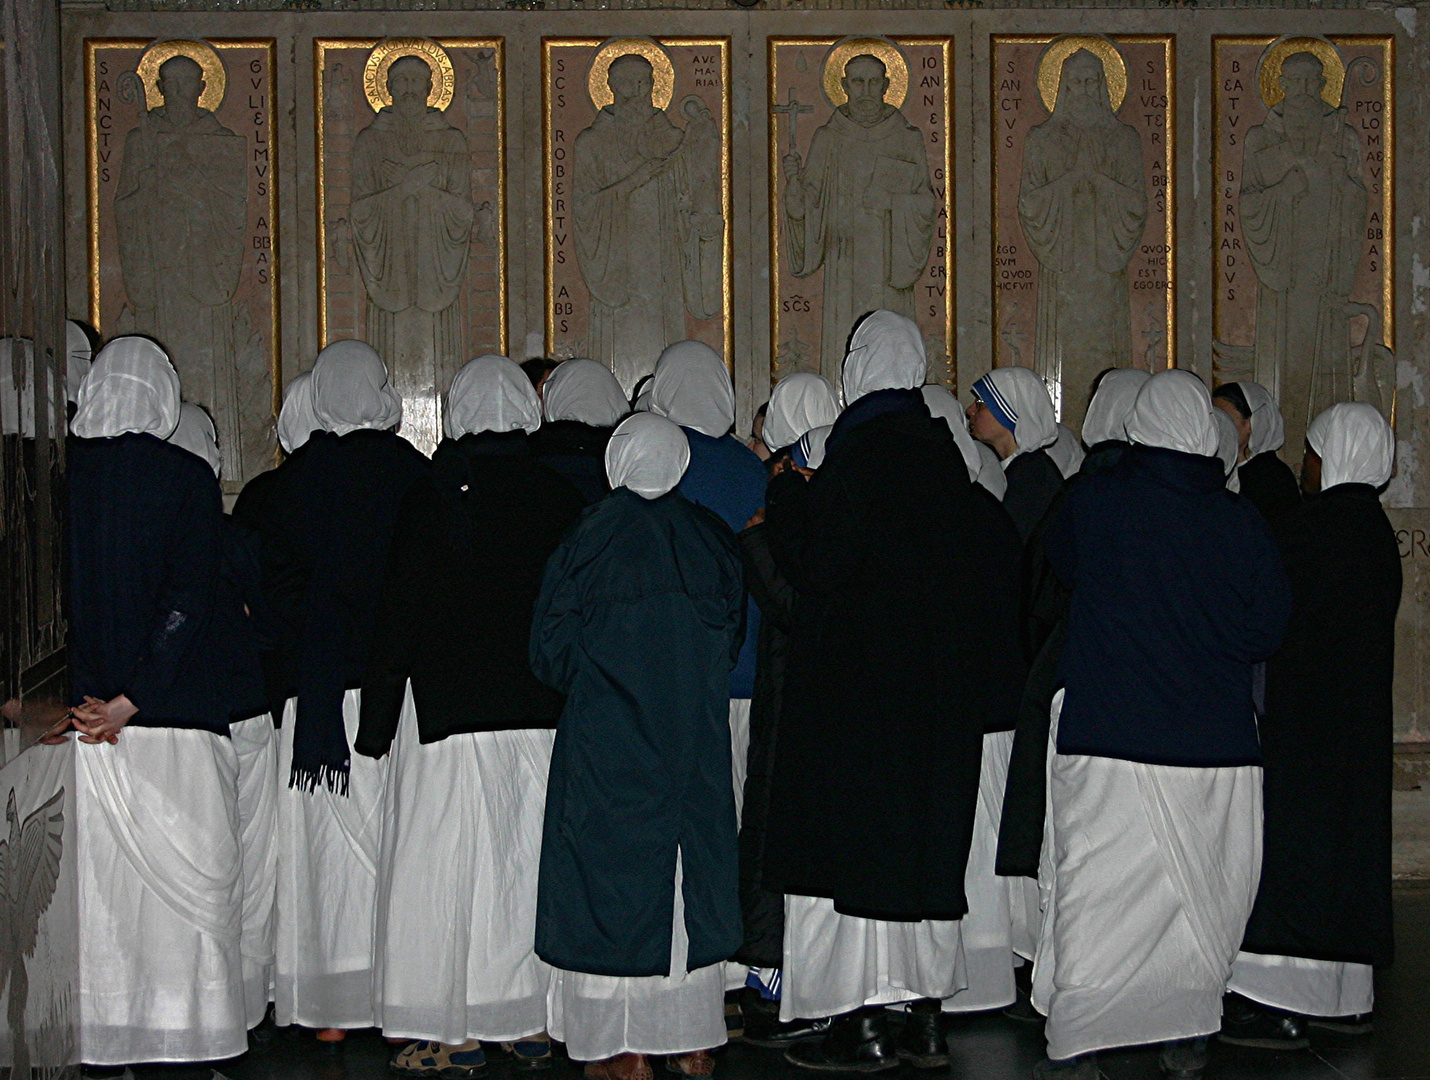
[1017,49,1146,430]
[350,56,475,390]
[573,55,724,393]
[1241,51,1367,453]
[115,55,245,465]
[782,54,936,386]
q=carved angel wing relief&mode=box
[11,788,64,961]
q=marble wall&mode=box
[56,1,1430,741]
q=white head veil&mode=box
[168,402,222,477]
[1048,423,1086,479]
[444,355,542,439]
[605,412,690,499]
[842,310,928,405]
[1126,369,1219,457]
[543,358,629,428]
[310,340,404,436]
[66,321,93,405]
[1307,402,1394,490]
[922,384,982,477]
[277,372,323,454]
[1212,406,1242,492]
[765,373,841,453]
[1081,368,1150,446]
[971,366,1058,460]
[71,336,182,440]
[648,341,735,438]
[799,424,833,469]
[1240,381,1287,457]
[974,442,1008,500]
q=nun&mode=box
[760,373,840,463]
[533,412,745,1080]
[531,357,630,503]
[1213,408,1243,492]
[922,384,1008,501]
[260,340,429,1042]
[169,403,278,1032]
[1046,425,1085,480]
[763,311,1025,1072]
[1032,370,1291,1080]
[1079,369,1148,467]
[67,337,247,1065]
[356,357,584,1074]
[967,368,1062,540]
[1226,403,1400,1045]
[1213,381,1300,519]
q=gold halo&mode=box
[1258,36,1345,109]
[822,37,909,109]
[136,39,226,112]
[1036,35,1128,114]
[364,38,455,112]
[587,38,676,112]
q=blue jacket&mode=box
[678,430,767,698]
[1046,444,1291,767]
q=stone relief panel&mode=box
[769,36,952,393]
[1214,35,1394,459]
[317,37,505,455]
[85,37,278,486]
[992,34,1173,432]
[543,37,730,396]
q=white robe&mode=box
[941,730,1017,1013]
[231,714,278,1029]
[1228,952,1373,1018]
[374,690,553,1043]
[1032,694,1263,1060]
[274,691,387,1028]
[724,698,752,992]
[548,851,727,1061]
[77,728,247,1064]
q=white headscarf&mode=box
[1307,402,1394,490]
[971,366,1058,460]
[543,358,628,428]
[66,321,93,404]
[168,402,222,477]
[921,384,1008,500]
[277,372,323,454]
[1126,369,1219,457]
[1081,368,1150,446]
[1048,423,1086,479]
[765,373,840,452]
[605,412,690,499]
[310,340,404,436]
[799,424,833,469]
[71,336,181,440]
[842,310,928,405]
[975,442,1008,500]
[1241,381,1287,456]
[1212,407,1241,490]
[444,355,542,439]
[648,340,735,438]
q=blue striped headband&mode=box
[971,374,1018,434]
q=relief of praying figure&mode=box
[782,55,936,387]
[115,54,246,473]
[573,55,724,394]
[351,56,475,391]
[1018,49,1146,431]
[1240,52,1367,455]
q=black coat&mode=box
[529,419,613,505]
[532,489,745,977]
[68,433,228,734]
[763,392,1026,921]
[1241,484,1402,967]
[734,521,795,968]
[218,517,270,722]
[1239,450,1302,521]
[356,431,586,754]
[1003,447,1064,542]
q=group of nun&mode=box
[55,306,1399,1080]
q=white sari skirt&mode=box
[231,713,278,1028]
[1229,952,1373,1018]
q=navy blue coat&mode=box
[1046,444,1292,766]
[532,488,745,977]
[68,433,229,734]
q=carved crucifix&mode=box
[771,87,813,153]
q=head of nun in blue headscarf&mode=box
[967,366,1057,464]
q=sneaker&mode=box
[391,1039,489,1078]
[1218,994,1309,1050]
[1032,1055,1098,1080]
[785,1010,899,1073]
[1159,1038,1208,1079]
[1308,1013,1373,1035]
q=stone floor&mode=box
[132,884,1430,1080]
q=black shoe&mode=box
[1003,986,1042,1023]
[895,1008,949,1069]
[1218,994,1308,1050]
[1308,1013,1373,1035]
[1032,1054,1098,1080]
[743,1011,833,1049]
[1159,1038,1208,1079]
[785,1010,898,1073]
